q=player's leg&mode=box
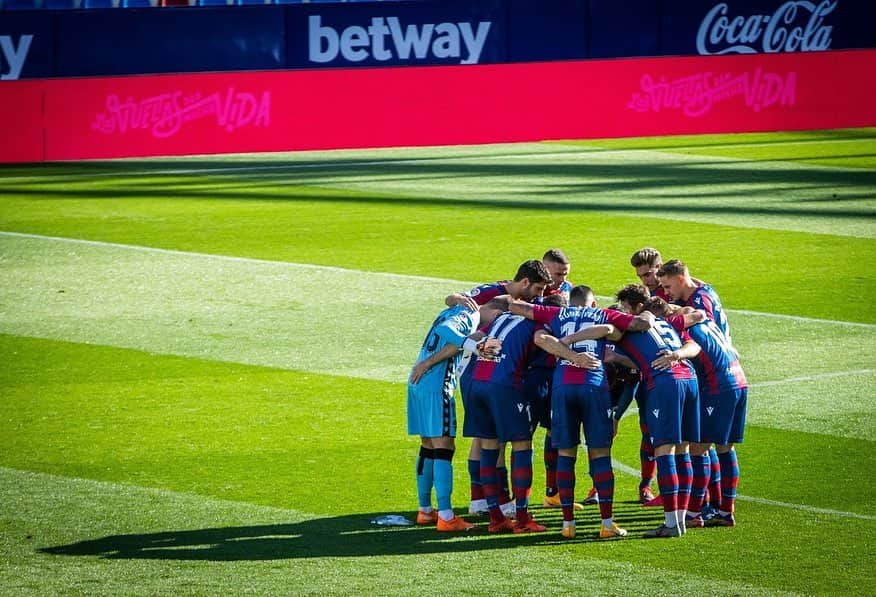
[551,385,580,537]
[686,441,711,527]
[407,384,437,524]
[644,380,684,538]
[583,386,626,538]
[709,388,746,527]
[415,438,437,524]
[634,383,658,504]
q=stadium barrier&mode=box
[1,0,873,79]
[2,48,874,162]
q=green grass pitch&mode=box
[1,128,874,595]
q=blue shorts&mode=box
[646,377,700,448]
[551,384,614,450]
[466,380,532,443]
[700,387,747,445]
[407,383,456,438]
[523,367,553,432]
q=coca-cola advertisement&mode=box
[662,0,875,57]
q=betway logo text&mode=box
[697,1,836,55]
[308,15,492,65]
[1,35,32,80]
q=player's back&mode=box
[685,320,747,395]
[472,312,541,388]
[413,305,477,395]
[548,305,611,388]
[616,318,695,390]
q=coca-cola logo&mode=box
[696,1,836,55]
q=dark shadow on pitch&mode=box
[38,503,663,561]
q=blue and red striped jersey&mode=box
[472,312,545,388]
[686,283,731,344]
[615,318,696,391]
[667,317,747,395]
[466,281,510,305]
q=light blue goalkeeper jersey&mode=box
[411,305,479,398]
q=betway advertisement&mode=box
[1,50,874,162]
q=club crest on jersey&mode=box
[652,409,659,419]
[706,406,715,416]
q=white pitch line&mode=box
[610,459,876,521]
[750,369,875,388]
[3,230,875,330]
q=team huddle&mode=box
[406,248,747,538]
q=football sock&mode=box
[498,465,512,504]
[688,452,710,515]
[718,449,739,514]
[432,448,455,517]
[511,449,534,518]
[639,422,656,489]
[557,455,577,521]
[589,455,615,522]
[544,435,559,496]
[468,459,484,501]
[416,446,435,510]
[708,446,722,508]
[479,448,503,523]
[675,451,692,517]
[656,454,679,527]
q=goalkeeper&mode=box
[407,302,501,532]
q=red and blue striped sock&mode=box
[416,446,435,510]
[498,465,512,505]
[708,446,722,508]
[639,423,656,489]
[557,455,576,522]
[688,452,710,515]
[479,448,502,523]
[544,435,559,496]
[656,454,679,524]
[468,459,484,501]
[718,449,739,514]
[675,452,692,513]
[589,455,615,522]
[511,449,534,519]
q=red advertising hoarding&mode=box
[2,49,875,163]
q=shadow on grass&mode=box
[40,501,667,561]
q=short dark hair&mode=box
[514,259,552,285]
[630,248,662,268]
[569,285,594,307]
[541,294,567,308]
[657,259,688,278]
[642,296,671,317]
[615,284,650,307]
[542,248,570,265]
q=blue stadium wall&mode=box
[1,0,875,80]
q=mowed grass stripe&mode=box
[2,234,874,439]
[2,334,873,517]
[1,468,805,597]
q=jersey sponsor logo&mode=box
[308,15,492,65]
[696,1,836,56]
[0,35,32,81]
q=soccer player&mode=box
[613,286,702,538]
[510,286,652,539]
[657,258,732,513]
[407,302,500,532]
[447,260,553,516]
[540,248,574,303]
[645,296,748,528]
[630,247,671,301]
[467,304,594,533]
